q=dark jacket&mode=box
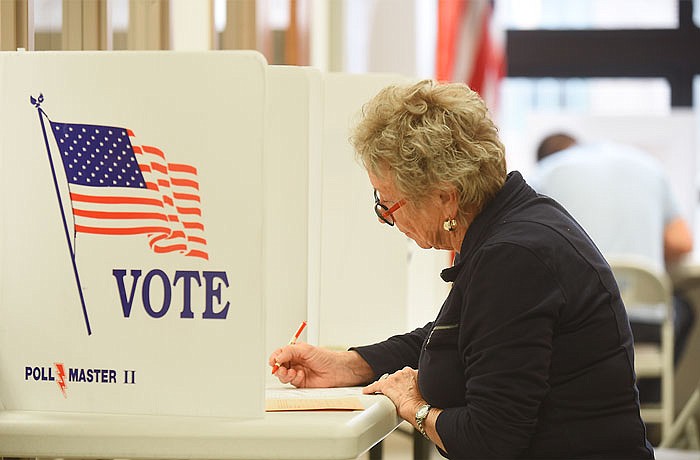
[354,171,653,459]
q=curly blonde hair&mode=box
[351,80,507,221]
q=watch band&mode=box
[415,403,431,440]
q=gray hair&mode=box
[351,79,507,220]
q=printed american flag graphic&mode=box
[49,121,208,260]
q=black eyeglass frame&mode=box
[374,189,405,226]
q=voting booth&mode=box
[318,72,413,349]
[0,52,405,459]
[264,65,322,353]
[0,51,267,418]
[264,68,418,352]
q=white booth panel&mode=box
[264,65,322,360]
[0,50,267,418]
[318,72,412,349]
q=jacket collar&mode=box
[440,171,533,282]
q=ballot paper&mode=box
[265,386,366,412]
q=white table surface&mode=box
[0,387,400,460]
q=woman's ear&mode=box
[438,187,459,213]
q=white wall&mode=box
[343,0,435,79]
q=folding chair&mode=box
[660,378,700,450]
[608,256,675,440]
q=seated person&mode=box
[271,83,654,459]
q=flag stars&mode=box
[54,122,146,189]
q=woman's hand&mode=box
[269,343,374,388]
[362,366,426,421]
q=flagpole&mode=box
[32,95,92,336]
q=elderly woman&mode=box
[269,80,653,459]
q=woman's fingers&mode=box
[362,381,379,394]
[268,348,284,367]
[290,368,305,387]
[269,346,294,367]
[362,372,390,394]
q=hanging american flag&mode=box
[48,120,208,260]
[436,0,505,109]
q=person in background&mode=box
[532,133,695,370]
[270,81,653,459]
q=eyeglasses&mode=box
[374,189,406,226]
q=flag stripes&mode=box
[49,120,208,260]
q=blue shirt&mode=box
[530,142,681,273]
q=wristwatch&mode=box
[415,403,432,440]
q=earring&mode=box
[443,218,457,232]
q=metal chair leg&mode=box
[413,429,432,460]
[660,387,700,448]
[369,439,384,460]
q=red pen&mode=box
[271,320,307,375]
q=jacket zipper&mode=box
[425,323,458,347]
